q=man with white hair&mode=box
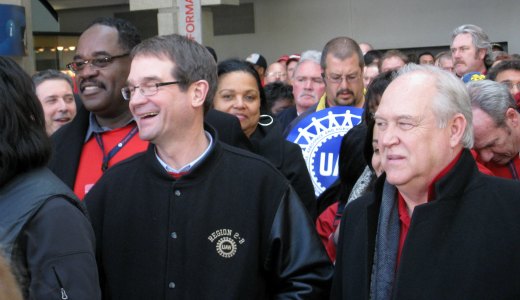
[450,24,492,77]
[331,64,520,299]
[277,50,325,130]
[468,79,520,179]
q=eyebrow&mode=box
[480,138,499,149]
[374,114,416,120]
[126,76,162,86]
[44,92,74,99]
[73,51,113,60]
[397,115,418,121]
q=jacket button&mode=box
[170,232,177,239]
[174,190,181,196]
[168,282,176,289]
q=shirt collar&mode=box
[155,131,213,174]
[84,112,136,142]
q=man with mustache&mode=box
[48,17,147,200]
[450,24,492,77]
[276,50,325,130]
[467,80,520,180]
[319,36,365,109]
[284,37,365,134]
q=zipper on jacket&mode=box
[52,266,69,300]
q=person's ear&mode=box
[191,80,209,108]
[505,107,519,128]
[449,113,467,148]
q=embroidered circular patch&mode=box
[216,237,237,258]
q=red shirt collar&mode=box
[427,150,463,201]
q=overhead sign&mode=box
[0,4,26,56]
[178,0,202,43]
[286,106,363,196]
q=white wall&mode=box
[32,0,520,67]
[208,0,520,64]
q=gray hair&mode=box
[467,80,516,127]
[397,64,474,148]
[32,69,74,90]
[435,51,452,65]
[292,50,321,77]
[451,24,492,66]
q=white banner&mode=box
[177,0,202,43]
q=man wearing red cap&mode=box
[286,54,301,83]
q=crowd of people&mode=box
[1,17,520,299]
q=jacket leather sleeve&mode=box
[282,142,318,221]
[17,197,101,300]
[264,187,333,299]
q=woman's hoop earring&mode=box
[258,114,274,127]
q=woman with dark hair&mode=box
[213,59,317,220]
[0,57,100,299]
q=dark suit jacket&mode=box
[331,150,520,299]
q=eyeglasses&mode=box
[66,53,129,73]
[323,73,360,84]
[121,81,181,100]
[500,81,520,91]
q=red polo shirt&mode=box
[482,155,520,180]
[73,124,148,199]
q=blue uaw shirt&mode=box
[286,106,363,196]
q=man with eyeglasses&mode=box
[284,37,365,134]
[84,33,333,299]
[468,79,520,180]
[48,17,147,200]
[487,59,520,104]
[49,17,249,200]
[264,62,288,84]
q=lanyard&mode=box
[508,160,519,181]
[94,125,139,172]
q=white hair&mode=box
[396,64,474,148]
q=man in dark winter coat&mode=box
[85,34,332,299]
[331,64,520,299]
